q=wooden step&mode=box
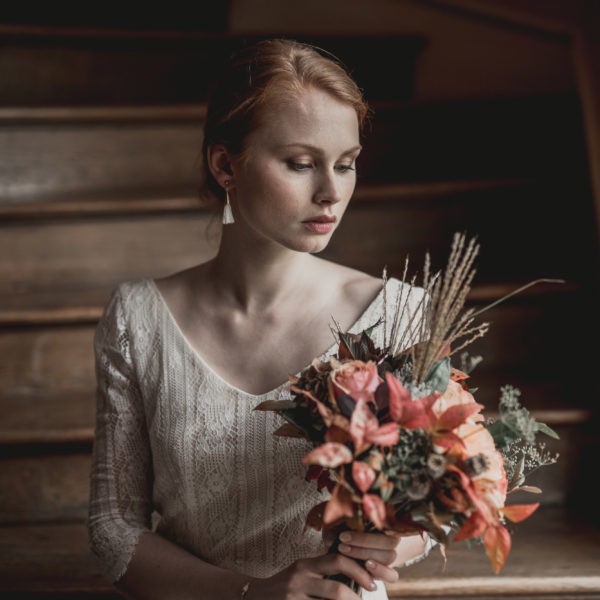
[389,506,600,598]
[0,507,598,597]
[0,522,117,597]
[0,452,91,524]
[0,28,425,106]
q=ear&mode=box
[206,144,235,188]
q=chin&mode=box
[280,236,332,254]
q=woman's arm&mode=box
[88,285,155,585]
[119,530,385,600]
[114,531,251,600]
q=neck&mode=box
[203,226,319,315]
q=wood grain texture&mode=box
[0,522,114,593]
[0,213,219,305]
[0,326,94,399]
[0,453,91,523]
[387,507,600,596]
[0,121,204,203]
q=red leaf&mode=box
[483,524,511,574]
[501,503,539,523]
[386,373,441,429]
[352,461,377,493]
[438,487,470,513]
[302,442,353,468]
[365,422,400,447]
[454,510,488,541]
[305,464,323,481]
[323,484,355,525]
[438,402,484,431]
[363,494,387,529]
[304,501,328,533]
[318,470,336,493]
[325,425,352,444]
[386,372,412,422]
[349,398,378,452]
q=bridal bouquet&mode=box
[255,233,559,588]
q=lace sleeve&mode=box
[87,284,153,584]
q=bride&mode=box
[88,38,432,599]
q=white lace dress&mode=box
[88,276,434,598]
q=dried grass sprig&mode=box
[381,234,564,387]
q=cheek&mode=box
[247,170,308,215]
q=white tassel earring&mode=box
[222,179,235,225]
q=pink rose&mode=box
[331,360,381,403]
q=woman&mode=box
[88,39,432,599]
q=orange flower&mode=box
[456,423,508,509]
[432,379,484,425]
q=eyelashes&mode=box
[286,160,356,173]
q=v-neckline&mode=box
[146,277,392,400]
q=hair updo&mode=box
[199,38,370,209]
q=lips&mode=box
[302,215,337,223]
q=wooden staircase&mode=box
[1,19,599,599]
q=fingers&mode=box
[365,559,399,584]
[337,530,399,570]
[338,541,396,566]
[306,553,378,594]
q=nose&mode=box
[313,170,343,206]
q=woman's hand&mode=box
[336,529,419,584]
[245,553,378,600]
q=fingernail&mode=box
[339,531,351,542]
[368,579,377,591]
[338,543,351,553]
[366,559,376,570]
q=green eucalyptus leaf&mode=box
[536,421,560,439]
[424,357,451,393]
[485,420,520,448]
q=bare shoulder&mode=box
[314,258,384,304]
[152,264,206,309]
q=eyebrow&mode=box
[277,143,362,155]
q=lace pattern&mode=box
[87,276,430,585]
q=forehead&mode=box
[248,87,360,152]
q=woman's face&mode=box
[229,86,361,254]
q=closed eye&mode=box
[287,161,313,171]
